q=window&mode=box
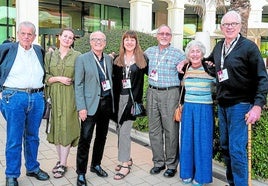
[0,0,16,43]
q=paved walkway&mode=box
[0,115,266,186]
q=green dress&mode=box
[45,48,81,147]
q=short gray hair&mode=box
[185,40,206,57]
[221,10,241,25]
[157,24,172,34]
[18,21,36,34]
[89,31,106,40]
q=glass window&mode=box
[122,9,130,30]
[184,14,202,32]
[0,0,16,43]
[83,3,101,32]
[262,14,268,22]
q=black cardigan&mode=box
[111,59,148,124]
[204,35,268,107]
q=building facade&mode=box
[0,0,268,54]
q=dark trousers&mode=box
[76,96,112,174]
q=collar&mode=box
[92,51,104,61]
[224,34,240,48]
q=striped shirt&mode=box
[145,45,185,88]
[184,66,215,104]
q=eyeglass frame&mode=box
[90,38,106,42]
[157,32,172,37]
[221,22,240,28]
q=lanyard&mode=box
[154,49,168,70]
[93,54,107,79]
[124,55,134,78]
[220,35,240,69]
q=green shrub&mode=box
[251,108,268,180]
[133,76,149,132]
[74,29,158,54]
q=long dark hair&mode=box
[114,30,147,69]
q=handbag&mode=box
[173,63,189,122]
[129,88,146,117]
[173,87,184,122]
[131,102,146,117]
[43,97,51,119]
[43,51,53,120]
[43,51,53,133]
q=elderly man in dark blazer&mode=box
[74,31,114,186]
[0,21,49,186]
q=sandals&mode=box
[114,166,131,180]
[53,165,67,179]
[52,161,60,174]
[115,158,133,171]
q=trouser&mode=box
[218,103,251,186]
[147,87,180,169]
[117,94,133,162]
[1,90,44,177]
[76,96,112,174]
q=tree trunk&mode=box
[229,0,251,37]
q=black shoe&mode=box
[163,169,177,177]
[77,174,87,186]
[26,169,50,181]
[150,166,165,174]
[6,178,18,186]
[90,165,108,177]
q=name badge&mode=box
[101,80,111,91]
[149,69,158,81]
[217,69,229,82]
[122,79,131,89]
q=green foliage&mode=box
[133,76,149,132]
[74,29,158,54]
[251,108,268,180]
[74,33,90,54]
[104,29,158,54]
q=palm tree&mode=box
[229,0,251,37]
[188,0,251,36]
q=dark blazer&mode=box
[112,57,148,124]
[0,42,45,91]
[74,50,114,115]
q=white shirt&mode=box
[3,44,44,88]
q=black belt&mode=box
[149,85,179,91]
[3,87,44,93]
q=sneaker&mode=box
[182,178,192,184]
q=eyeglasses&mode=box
[221,22,240,28]
[19,32,34,38]
[91,38,106,42]
[157,32,172,37]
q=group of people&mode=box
[0,10,268,186]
